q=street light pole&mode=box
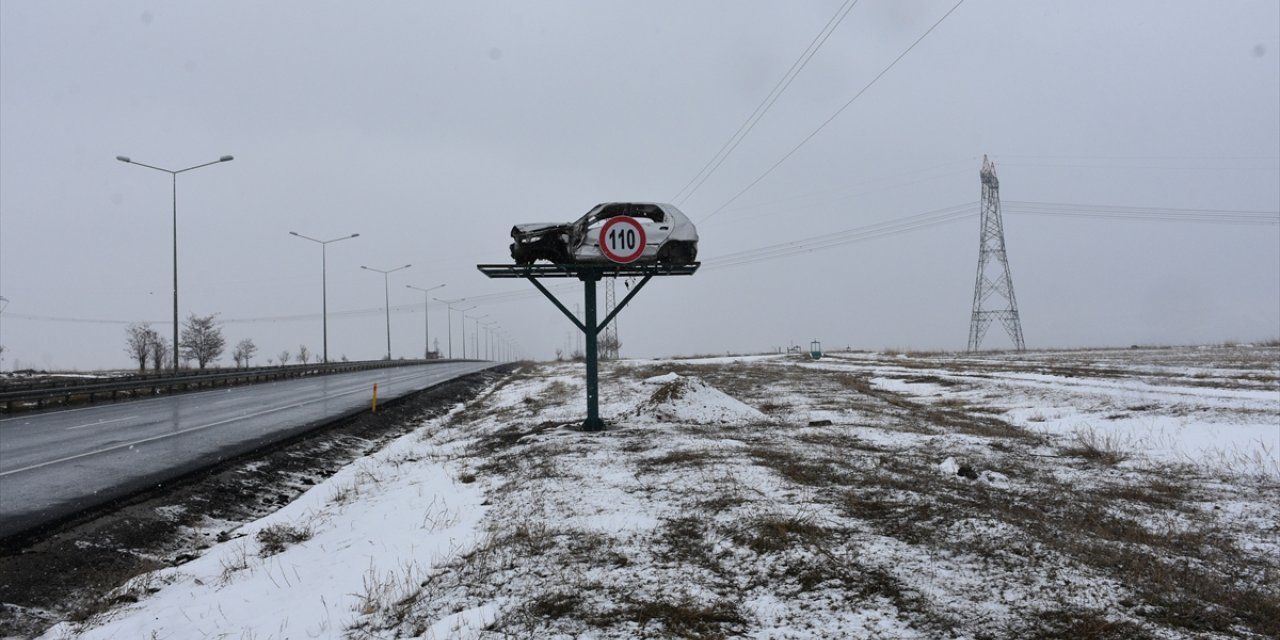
[290,231,359,363]
[434,297,466,359]
[480,320,498,360]
[466,313,488,360]
[361,264,411,360]
[457,306,477,358]
[406,283,446,359]
[117,154,234,370]
[0,296,9,369]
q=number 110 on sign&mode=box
[599,216,647,263]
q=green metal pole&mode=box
[582,271,603,431]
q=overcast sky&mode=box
[1,0,1277,370]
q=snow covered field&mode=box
[40,345,1280,639]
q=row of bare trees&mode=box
[124,323,171,371]
[124,314,325,371]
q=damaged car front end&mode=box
[510,222,572,265]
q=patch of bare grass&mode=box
[254,522,313,557]
[635,448,717,473]
[472,420,563,455]
[1060,427,1131,465]
[733,515,829,554]
[1030,609,1157,640]
[594,595,746,639]
[749,446,851,487]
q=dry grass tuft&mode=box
[255,522,313,557]
[1060,427,1131,465]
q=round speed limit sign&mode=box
[599,216,647,264]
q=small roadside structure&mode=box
[810,340,823,360]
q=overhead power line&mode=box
[702,0,968,223]
[670,0,860,205]
[700,198,1278,272]
[703,202,980,271]
[1003,201,1280,225]
[10,197,1272,328]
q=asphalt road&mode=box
[0,361,496,539]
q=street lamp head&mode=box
[219,155,234,162]
[289,231,300,237]
[349,233,360,239]
[116,156,131,163]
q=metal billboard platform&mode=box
[477,261,699,431]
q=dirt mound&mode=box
[632,376,765,425]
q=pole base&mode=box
[581,417,606,432]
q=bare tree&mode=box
[232,338,258,368]
[149,334,169,371]
[297,344,310,365]
[598,334,622,360]
[124,323,154,371]
[179,313,226,369]
[278,350,291,367]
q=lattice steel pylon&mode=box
[968,155,1026,352]
[602,278,620,359]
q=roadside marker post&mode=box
[371,383,378,414]
[477,259,698,431]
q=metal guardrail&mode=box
[0,359,477,412]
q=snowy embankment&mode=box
[38,408,492,639]
[45,346,1280,639]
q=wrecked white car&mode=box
[510,202,698,265]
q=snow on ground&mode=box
[632,374,767,424]
[39,406,489,640]
[820,347,1279,477]
[45,345,1280,639]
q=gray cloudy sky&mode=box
[1,1,1277,370]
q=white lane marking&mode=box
[0,364,495,477]
[66,415,139,431]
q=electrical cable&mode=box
[671,0,860,205]
[703,202,980,270]
[701,0,968,223]
[9,195,1272,327]
[1003,201,1279,225]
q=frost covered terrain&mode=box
[40,346,1280,639]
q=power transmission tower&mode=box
[602,278,620,359]
[968,155,1026,352]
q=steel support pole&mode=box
[171,173,179,370]
[321,243,328,363]
[508,264,685,432]
[582,272,603,431]
[382,274,391,359]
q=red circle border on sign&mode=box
[599,216,647,264]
